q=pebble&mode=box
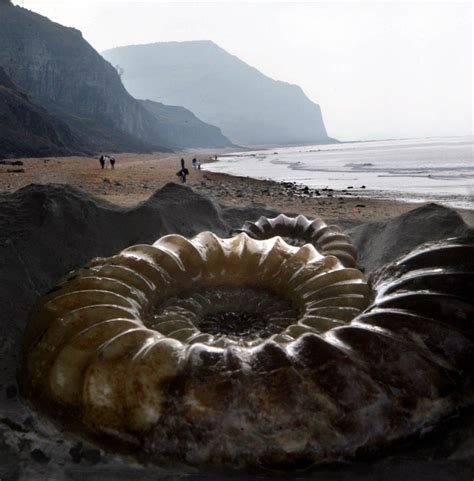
[69,442,83,463]
[30,449,50,464]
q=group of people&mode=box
[99,155,116,169]
[177,157,201,183]
[192,157,201,170]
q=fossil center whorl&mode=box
[281,236,307,247]
[150,286,299,343]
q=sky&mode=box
[12,0,473,141]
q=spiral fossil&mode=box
[19,229,474,468]
[239,213,358,267]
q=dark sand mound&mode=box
[0,183,276,345]
[0,184,473,480]
[349,203,471,273]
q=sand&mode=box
[0,152,473,480]
[4,151,473,227]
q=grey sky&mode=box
[13,1,473,141]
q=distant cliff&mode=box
[140,100,233,149]
[103,41,333,146]
[0,3,231,155]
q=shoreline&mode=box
[208,136,474,212]
[1,151,472,227]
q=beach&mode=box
[1,151,473,227]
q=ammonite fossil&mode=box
[239,213,357,267]
[20,233,473,468]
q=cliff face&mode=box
[103,41,332,146]
[0,2,168,152]
[0,67,77,159]
[0,3,231,154]
[140,100,233,149]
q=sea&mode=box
[207,136,474,209]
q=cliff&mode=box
[0,67,77,159]
[0,2,166,152]
[103,41,333,146]
[0,3,231,155]
[140,100,233,149]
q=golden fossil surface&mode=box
[20,230,474,468]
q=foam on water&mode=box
[207,136,474,209]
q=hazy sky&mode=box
[13,1,473,141]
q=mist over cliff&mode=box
[0,3,231,156]
[103,41,332,146]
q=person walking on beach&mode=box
[192,158,197,169]
[177,158,189,183]
[110,157,116,169]
[179,169,188,183]
[99,155,105,169]
[197,159,201,170]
